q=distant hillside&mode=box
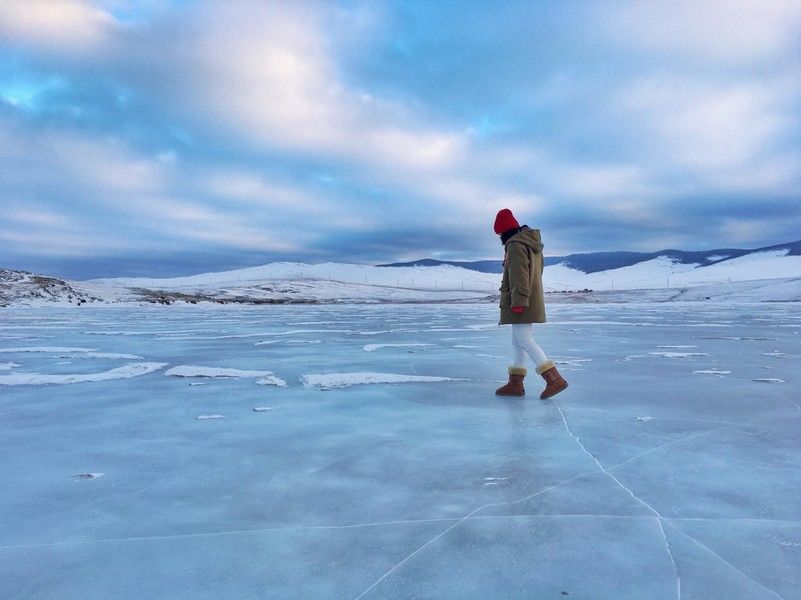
[3,239,800,307]
[377,259,503,273]
[380,240,801,274]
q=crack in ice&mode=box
[553,402,682,600]
[667,522,787,600]
[352,413,759,599]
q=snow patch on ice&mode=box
[0,346,95,354]
[252,407,272,412]
[761,351,787,358]
[70,351,144,359]
[0,362,20,371]
[301,372,463,389]
[196,414,225,420]
[0,362,167,385]
[363,343,433,352]
[357,330,400,336]
[657,345,697,349]
[0,347,141,359]
[554,358,592,368]
[256,376,288,387]
[752,378,786,384]
[636,416,653,422]
[693,370,731,376]
[649,352,710,358]
[165,366,280,379]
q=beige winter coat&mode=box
[498,227,546,324]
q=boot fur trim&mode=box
[535,361,556,375]
[508,366,527,376]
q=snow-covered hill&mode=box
[2,245,800,307]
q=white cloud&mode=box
[179,1,466,173]
[0,119,316,256]
[608,0,801,64]
[3,207,72,228]
[203,171,317,210]
[618,75,800,192]
[0,0,117,53]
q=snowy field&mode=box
[1,302,800,599]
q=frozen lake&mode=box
[1,302,800,599]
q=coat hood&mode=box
[507,227,543,253]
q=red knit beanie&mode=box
[493,209,520,235]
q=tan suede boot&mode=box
[536,361,568,399]
[495,367,526,396]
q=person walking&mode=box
[493,208,568,399]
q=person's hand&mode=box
[511,306,525,314]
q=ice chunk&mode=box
[554,358,592,368]
[255,376,288,387]
[363,343,433,352]
[693,370,731,376]
[73,473,105,480]
[0,362,168,385]
[301,372,463,389]
[165,366,279,379]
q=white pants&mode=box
[511,323,549,370]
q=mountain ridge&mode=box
[378,240,801,274]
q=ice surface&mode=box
[1,302,800,599]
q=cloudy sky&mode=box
[1,0,800,278]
